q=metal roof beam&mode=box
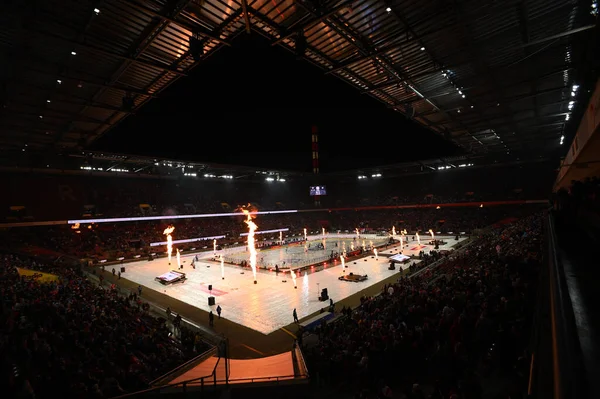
[128,0,198,59]
[240,0,252,34]
[448,1,523,150]
[0,122,91,137]
[324,7,457,76]
[271,0,356,46]
[122,0,232,47]
[522,25,596,49]
[416,85,569,119]
[249,6,399,105]
[21,66,155,97]
[361,67,448,94]
[468,120,565,132]
[62,0,197,148]
[9,80,132,113]
[27,27,186,76]
[378,3,475,142]
[292,1,442,127]
[409,62,573,103]
[84,8,245,145]
[7,52,157,96]
[5,104,113,126]
[363,73,443,96]
[44,98,128,114]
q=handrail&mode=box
[526,235,550,399]
[294,342,310,378]
[215,374,302,383]
[113,352,223,398]
[149,346,217,386]
[546,213,588,399]
[111,373,214,398]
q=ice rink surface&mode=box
[121,235,465,335]
[224,235,390,270]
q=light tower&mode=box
[311,126,320,207]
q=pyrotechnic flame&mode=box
[71,223,80,230]
[341,254,346,268]
[392,226,396,237]
[220,255,225,280]
[374,248,378,259]
[242,209,258,283]
[291,269,297,288]
[355,228,359,237]
[176,248,181,268]
[163,226,175,264]
[303,228,307,240]
[322,227,325,237]
[429,229,434,240]
[416,232,421,245]
[362,239,366,249]
[213,238,217,255]
[350,242,355,251]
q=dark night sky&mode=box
[92,34,460,172]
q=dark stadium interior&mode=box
[1,1,599,399]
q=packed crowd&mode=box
[2,205,542,262]
[1,163,553,222]
[0,254,211,399]
[554,177,600,220]
[304,213,543,399]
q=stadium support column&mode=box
[312,126,320,207]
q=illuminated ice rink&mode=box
[223,236,390,270]
[121,235,465,335]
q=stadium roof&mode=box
[1,0,597,156]
[68,150,309,178]
[0,148,551,183]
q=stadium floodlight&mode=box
[240,228,289,237]
[67,209,298,224]
[150,235,226,247]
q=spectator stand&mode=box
[84,269,221,347]
[298,215,542,398]
[299,236,476,350]
[1,253,209,398]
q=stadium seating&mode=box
[0,162,553,221]
[3,204,543,263]
[0,254,210,398]
[0,167,561,398]
[303,214,543,398]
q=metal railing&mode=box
[149,346,218,387]
[214,375,299,384]
[544,213,588,399]
[113,353,223,398]
[113,339,308,397]
[294,342,310,379]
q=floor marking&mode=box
[240,344,265,356]
[280,327,297,339]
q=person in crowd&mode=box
[0,254,209,398]
[303,213,544,398]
